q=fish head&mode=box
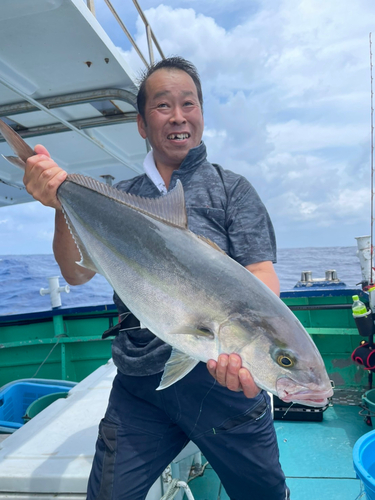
[219,313,333,407]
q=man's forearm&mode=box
[53,209,96,285]
[245,261,280,296]
[250,269,280,296]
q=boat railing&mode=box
[86,0,165,67]
[0,89,138,139]
[0,0,163,165]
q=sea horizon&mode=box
[0,246,363,316]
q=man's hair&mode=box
[137,56,203,120]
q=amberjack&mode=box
[0,119,333,406]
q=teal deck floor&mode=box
[185,405,370,500]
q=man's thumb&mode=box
[34,144,51,158]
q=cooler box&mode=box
[0,359,200,500]
[273,395,329,421]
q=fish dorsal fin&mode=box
[156,349,199,390]
[197,234,227,255]
[65,174,188,229]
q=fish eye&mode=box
[277,355,294,368]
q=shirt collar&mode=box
[143,142,207,194]
[143,150,167,194]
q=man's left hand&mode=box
[207,353,260,398]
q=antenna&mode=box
[370,32,374,285]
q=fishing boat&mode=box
[0,1,374,499]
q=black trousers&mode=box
[86,363,289,500]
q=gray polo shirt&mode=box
[111,142,277,376]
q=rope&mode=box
[354,481,367,499]
[160,479,180,500]
[161,479,195,500]
[31,337,61,378]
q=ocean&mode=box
[0,246,363,316]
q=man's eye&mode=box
[157,103,168,108]
[184,101,193,106]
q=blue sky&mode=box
[1,0,375,254]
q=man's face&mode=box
[137,68,204,169]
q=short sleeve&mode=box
[226,178,277,266]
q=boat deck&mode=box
[186,401,370,500]
[0,389,370,499]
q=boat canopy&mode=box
[0,0,150,207]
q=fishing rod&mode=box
[370,32,374,285]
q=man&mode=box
[24,57,289,500]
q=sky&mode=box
[1,0,375,254]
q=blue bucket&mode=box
[0,379,76,433]
[353,429,375,500]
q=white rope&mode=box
[354,481,367,499]
[31,337,61,378]
[161,478,195,500]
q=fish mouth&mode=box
[276,378,334,408]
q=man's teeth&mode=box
[168,133,190,140]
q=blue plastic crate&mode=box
[0,379,76,432]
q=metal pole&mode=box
[132,0,165,59]
[86,0,96,16]
[103,0,149,67]
[370,33,374,285]
[0,75,143,173]
[146,25,155,65]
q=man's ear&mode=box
[137,114,147,139]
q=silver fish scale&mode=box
[57,176,332,403]
[0,118,334,404]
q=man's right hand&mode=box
[24,144,67,209]
[207,353,261,399]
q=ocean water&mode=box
[0,247,363,316]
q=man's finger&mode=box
[225,353,242,391]
[239,368,261,399]
[34,144,51,157]
[206,359,217,378]
[215,354,229,386]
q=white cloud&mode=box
[267,120,368,153]
[2,0,375,252]
[0,202,55,255]
[106,0,375,248]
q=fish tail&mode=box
[0,119,35,169]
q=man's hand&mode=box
[207,353,260,398]
[24,144,67,210]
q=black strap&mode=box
[101,312,141,339]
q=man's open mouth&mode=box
[167,133,190,140]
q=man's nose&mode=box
[170,106,186,124]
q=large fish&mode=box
[0,119,333,406]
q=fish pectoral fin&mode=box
[157,349,199,390]
[1,155,26,170]
[172,326,215,338]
